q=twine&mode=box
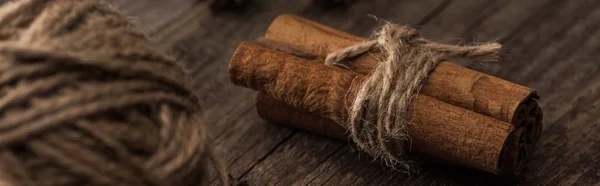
[0,0,227,185]
[326,22,502,170]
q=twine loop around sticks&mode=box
[326,23,502,170]
[0,0,227,185]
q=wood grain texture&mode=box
[109,0,600,185]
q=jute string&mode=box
[0,0,227,185]
[326,22,501,170]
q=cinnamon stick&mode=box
[263,14,542,145]
[229,42,526,175]
[256,92,527,175]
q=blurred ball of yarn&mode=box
[0,0,226,185]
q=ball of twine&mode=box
[0,0,227,185]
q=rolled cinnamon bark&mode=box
[263,14,542,144]
[229,42,526,175]
[256,92,527,175]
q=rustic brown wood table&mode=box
[111,0,600,185]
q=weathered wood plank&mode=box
[210,109,295,182]
[107,0,600,185]
[241,133,344,186]
[479,0,600,185]
[491,0,600,90]
[544,142,600,185]
[238,0,557,185]
[572,149,600,185]
[108,0,198,34]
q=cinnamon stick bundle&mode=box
[229,42,527,175]
[263,15,543,146]
[228,15,543,176]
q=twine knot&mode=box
[326,22,502,170]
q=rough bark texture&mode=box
[264,14,539,133]
[229,42,524,175]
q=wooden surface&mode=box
[110,0,600,185]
